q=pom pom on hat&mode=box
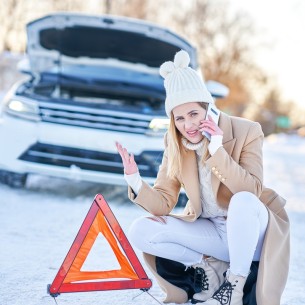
[159,61,175,79]
[159,50,190,79]
[173,49,190,69]
[159,50,214,117]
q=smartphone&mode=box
[202,103,220,140]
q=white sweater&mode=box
[195,147,227,218]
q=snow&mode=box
[0,134,304,305]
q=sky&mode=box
[230,0,305,108]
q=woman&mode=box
[116,50,289,305]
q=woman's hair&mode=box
[166,102,210,179]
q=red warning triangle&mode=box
[48,194,152,296]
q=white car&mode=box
[0,13,228,204]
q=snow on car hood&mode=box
[26,13,198,76]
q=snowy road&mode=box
[0,134,304,305]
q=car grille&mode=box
[19,142,163,178]
[38,102,153,134]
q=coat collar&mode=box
[219,112,235,151]
[180,112,236,216]
[210,112,236,194]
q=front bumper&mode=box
[19,141,162,179]
[0,113,164,185]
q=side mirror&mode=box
[205,80,229,99]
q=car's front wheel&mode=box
[177,193,188,207]
[0,170,27,188]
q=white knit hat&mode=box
[160,50,214,117]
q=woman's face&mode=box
[172,102,207,144]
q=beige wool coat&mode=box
[128,112,290,305]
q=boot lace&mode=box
[193,267,209,291]
[211,279,236,305]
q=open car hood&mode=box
[26,13,198,76]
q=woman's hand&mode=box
[115,142,139,175]
[199,115,223,137]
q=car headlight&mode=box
[147,118,170,137]
[5,99,40,121]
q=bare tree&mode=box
[169,0,270,116]
[1,0,300,130]
[0,0,30,52]
[49,0,84,12]
[251,88,284,135]
[105,0,111,14]
[109,0,159,20]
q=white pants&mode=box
[128,191,269,276]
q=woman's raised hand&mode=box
[115,142,139,175]
[199,115,223,137]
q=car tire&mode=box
[0,170,28,188]
[177,193,188,207]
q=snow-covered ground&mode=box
[0,134,304,305]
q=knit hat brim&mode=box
[165,88,214,117]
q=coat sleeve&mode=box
[205,121,264,197]
[127,136,182,216]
